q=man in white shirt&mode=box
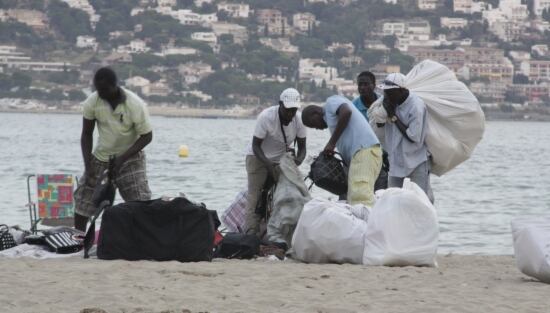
[244,88,307,236]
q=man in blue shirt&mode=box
[302,95,382,207]
[378,73,434,203]
[352,71,378,120]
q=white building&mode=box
[383,22,406,36]
[292,12,317,33]
[532,44,549,57]
[440,17,468,29]
[217,2,250,18]
[191,32,218,44]
[298,58,338,86]
[130,39,150,53]
[157,0,177,7]
[417,0,440,10]
[454,0,492,14]
[159,46,198,56]
[76,35,98,50]
[211,22,248,44]
[125,76,151,94]
[173,9,201,25]
[259,38,299,56]
[534,0,550,16]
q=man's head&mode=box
[357,71,376,98]
[278,88,301,125]
[301,105,327,130]
[93,67,119,101]
[378,72,408,105]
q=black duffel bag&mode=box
[213,232,260,259]
[97,197,220,262]
[307,152,348,196]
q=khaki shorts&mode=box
[74,152,151,217]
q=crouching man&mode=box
[74,67,153,231]
[244,88,307,237]
[302,95,382,207]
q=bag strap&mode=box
[0,224,9,236]
[279,114,289,149]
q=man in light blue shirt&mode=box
[378,73,434,202]
[302,95,382,207]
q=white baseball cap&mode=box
[279,88,301,109]
[377,73,406,90]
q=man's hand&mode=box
[112,156,125,174]
[382,98,396,118]
[323,141,336,156]
[266,162,278,181]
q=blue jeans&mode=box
[389,161,434,203]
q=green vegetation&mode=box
[47,0,92,42]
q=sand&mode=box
[1,255,549,313]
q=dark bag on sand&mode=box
[214,233,260,259]
[97,197,220,262]
[0,224,17,251]
[307,152,348,196]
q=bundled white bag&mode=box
[291,198,368,264]
[268,153,311,245]
[511,216,550,284]
[370,60,485,176]
[363,179,438,267]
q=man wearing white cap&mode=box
[244,88,307,236]
[377,73,434,202]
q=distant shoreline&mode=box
[0,106,257,120]
[1,107,550,122]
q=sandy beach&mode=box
[1,254,548,313]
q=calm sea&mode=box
[1,112,548,255]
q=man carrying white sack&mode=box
[374,73,434,203]
[244,88,307,243]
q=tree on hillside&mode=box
[48,0,92,42]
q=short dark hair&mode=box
[357,71,375,84]
[94,67,117,87]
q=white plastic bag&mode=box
[268,153,311,245]
[511,216,550,284]
[371,60,485,176]
[363,179,438,267]
[291,198,368,264]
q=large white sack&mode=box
[511,216,550,284]
[363,179,438,267]
[268,153,311,246]
[370,60,485,176]
[291,198,368,264]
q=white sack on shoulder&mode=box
[511,216,550,284]
[406,60,485,176]
[363,179,438,267]
[291,198,368,264]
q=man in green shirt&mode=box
[74,67,153,231]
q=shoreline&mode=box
[1,254,549,313]
[2,107,550,121]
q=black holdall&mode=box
[0,224,17,251]
[214,232,260,259]
[307,152,348,196]
[97,197,220,262]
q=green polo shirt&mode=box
[82,87,152,162]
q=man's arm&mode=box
[324,103,352,154]
[295,137,306,166]
[113,131,153,172]
[252,136,277,178]
[81,118,95,173]
[393,117,413,143]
